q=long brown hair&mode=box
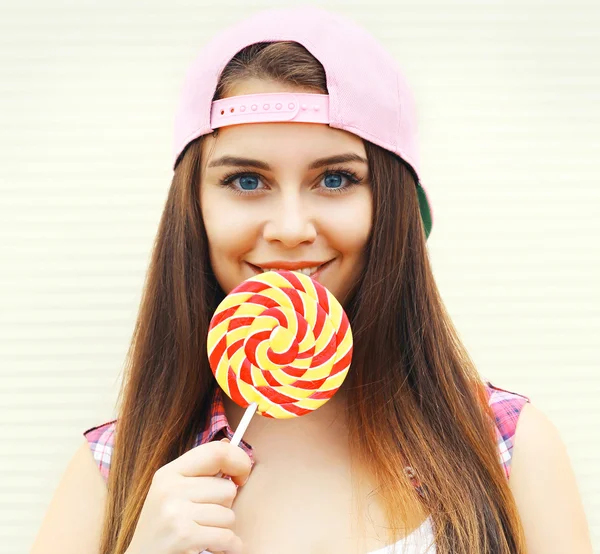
[99,41,527,554]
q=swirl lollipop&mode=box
[207,269,353,444]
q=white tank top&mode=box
[367,515,436,553]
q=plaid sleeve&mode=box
[83,420,117,484]
[483,380,531,480]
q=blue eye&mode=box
[324,173,343,189]
[238,175,260,191]
[218,168,364,196]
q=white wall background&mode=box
[1,0,598,552]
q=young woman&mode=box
[30,6,592,554]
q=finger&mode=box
[184,476,239,508]
[214,438,231,480]
[218,438,251,487]
[168,440,252,482]
[194,525,243,554]
[189,503,236,529]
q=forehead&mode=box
[201,120,366,172]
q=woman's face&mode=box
[199,80,373,305]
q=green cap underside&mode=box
[417,184,432,240]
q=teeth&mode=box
[260,265,321,276]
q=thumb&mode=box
[218,437,251,486]
[216,437,234,482]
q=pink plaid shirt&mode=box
[83,379,530,497]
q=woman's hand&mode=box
[126,439,251,554]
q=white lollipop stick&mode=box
[215,402,257,480]
[230,402,258,447]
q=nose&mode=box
[262,192,317,247]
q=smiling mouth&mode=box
[247,259,334,278]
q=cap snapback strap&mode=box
[211,92,329,129]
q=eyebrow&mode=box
[207,152,368,170]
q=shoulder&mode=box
[508,402,593,552]
[83,419,117,484]
[482,379,531,480]
[28,440,108,553]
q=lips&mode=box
[308,258,334,280]
[246,259,334,281]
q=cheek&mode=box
[201,191,257,255]
[320,193,372,253]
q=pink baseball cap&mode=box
[172,5,433,239]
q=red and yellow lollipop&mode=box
[207,270,353,440]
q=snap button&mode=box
[404,466,417,478]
